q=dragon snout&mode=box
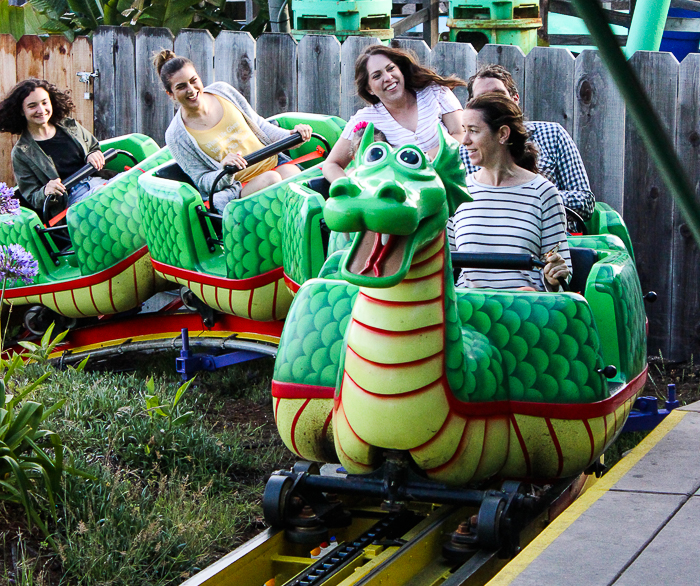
[376,182,407,203]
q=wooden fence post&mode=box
[15,35,43,80]
[624,51,679,358]
[429,41,477,107]
[214,31,256,108]
[476,44,525,101]
[175,29,215,88]
[340,36,380,122]
[93,27,137,140]
[256,33,298,118]
[573,50,626,212]
[135,27,174,146]
[671,53,700,361]
[0,34,16,186]
[392,39,431,65]
[297,35,341,116]
[70,36,94,133]
[524,46,575,135]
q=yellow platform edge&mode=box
[485,409,689,586]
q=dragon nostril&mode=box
[377,183,406,203]
[328,178,361,199]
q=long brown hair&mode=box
[0,79,74,135]
[355,44,466,105]
[465,92,538,173]
[152,49,196,93]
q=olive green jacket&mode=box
[11,118,100,210]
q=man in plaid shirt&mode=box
[460,64,595,221]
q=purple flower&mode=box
[0,244,38,285]
[0,183,20,216]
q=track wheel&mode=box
[262,474,294,528]
[24,306,75,336]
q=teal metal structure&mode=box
[290,0,394,42]
[447,0,541,53]
[625,0,672,56]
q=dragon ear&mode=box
[432,126,472,216]
[355,122,378,163]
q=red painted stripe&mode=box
[88,285,99,313]
[272,279,279,320]
[52,292,58,311]
[446,367,647,420]
[510,414,532,477]
[343,370,442,400]
[321,409,333,441]
[274,397,280,422]
[284,273,300,294]
[358,292,441,307]
[583,418,595,466]
[271,381,335,399]
[150,259,284,291]
[409,409,457,451]
[133,263,139,300]
[290,398,310,455]
[396,271,440,285]
[603,412,609,445]
[4,248,149,298]
[107,275,118,313]
[345,346,442,370]
[70,289,87,317]
[228,287,233,313]
[350,319,442,338]
[214,284,221,312]
[425,417,475,475]
[545,417,564,477]
[408,247,443,272]
[247,288,254,319]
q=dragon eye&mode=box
[364,146,387,165]
[397,147,422,169]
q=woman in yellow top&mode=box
[154,50,312,212]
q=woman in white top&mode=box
[452,93,571,291]
[323,45,466,183]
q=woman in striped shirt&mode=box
[453,93,571,291]
[323,45,466,183]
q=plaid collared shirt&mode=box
[458,120,595,220]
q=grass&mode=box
[1,349,698,584]
[0,355,290,586]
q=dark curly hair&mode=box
[0,79,74,135]
[355,44,466,105]
[465,92,538,173]
[466,64,519,101]
[152,49,196,93]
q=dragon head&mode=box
[324,124,471,287]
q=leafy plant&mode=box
[17,322,69,364]
[0,364,61,543]
[0,0,49,40]
[144,376,195,448]
[29,0,265,38]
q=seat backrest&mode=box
[154,161,198,189]
[568,247,598,294]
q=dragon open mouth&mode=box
[347,231,408,279]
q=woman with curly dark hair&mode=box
[0,78,105,210]
[323,44,467,183]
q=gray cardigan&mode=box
[12,118,100,210]
[164,82,291,210]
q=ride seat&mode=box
[568,247,598,295]
[154,161,198,189]
[307,177,331,199]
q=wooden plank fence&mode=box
[1,28,700,363]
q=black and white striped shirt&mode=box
[453,174,572,291]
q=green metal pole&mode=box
[624,0,671,57]
[569,0,700,248]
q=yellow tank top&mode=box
[186,95,277,183]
